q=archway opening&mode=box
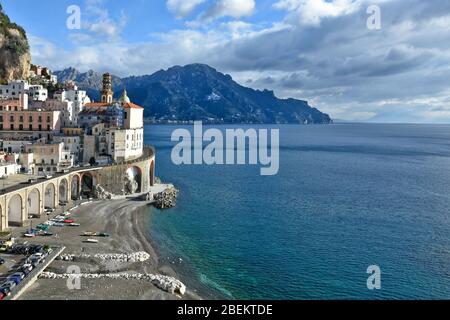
[44,183,56,209]
[28,189,40,216]
[150,161,155,187]
[59,179,69,205]
[71,175,80,200]
[81,173,95,198]
[8,194,23,226]
[125,166,142,194]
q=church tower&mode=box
[101,73,113,103]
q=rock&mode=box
[0,7,30,83]
[153,186,179,209]
[39,270,187,295]
[94,185,114,200]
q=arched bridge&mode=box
[0,147,155,231]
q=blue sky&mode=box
[2,0,450,123]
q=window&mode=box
[10,115,14,122]
[29,124,32,130]
[38,116,42,122]
[0,116,3,122]
[29,115,33,122]
[19,116,23,122]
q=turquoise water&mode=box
[144,124,450,299]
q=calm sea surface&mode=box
[144,123,450,299]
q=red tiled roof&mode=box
[85,102,111,107]
[123,102,144,110]
[84,102,144,109]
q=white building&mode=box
[54,85,91,121]
[0,162,18,178]
[53,135,81,163]
[0,80,48,101]
[31,99,76,127]
[25,142,73,174]
[1,140,32,153]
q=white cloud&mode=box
[79,0,128,39]
[166,0,206,18]
[200,0,255,23]
[274,0,362,26]
[30,0,450,122]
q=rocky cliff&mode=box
[0,3,30,83]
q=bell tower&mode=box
[101,73,113,103]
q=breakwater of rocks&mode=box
[153,186,179,209]
[39,272,186,295]
[57,252,151,263]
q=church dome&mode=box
[119,89,131,103]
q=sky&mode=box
[2,0,450,123]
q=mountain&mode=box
[0,3,30,83]
[55,64,332,124]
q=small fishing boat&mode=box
[84,239,99,244]
[83,231,98,236]
[69,223,81,227]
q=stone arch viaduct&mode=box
[0,147,155,231]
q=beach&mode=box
[10,196,202,300]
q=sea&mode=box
[143,123,450,300]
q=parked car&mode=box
[10,272,25,280]
[18,264,33,275]
[0,292,6,300]
[6,275,21,285]
[0,285,11,297]
[44,207,55,214]
[1,280,16,291]
[0,257,5,265]
[29,253,45,266]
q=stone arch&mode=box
[71,175,80,200]
[59,178,69,204]
[44,183,56,209]
[28,188,41,216]
[81,172,96,198]
[125,166,142,194]
[8,194,23,226]
[150,160,155,187]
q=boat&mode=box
[53,223,65,227]
[83,232,98,236]
[24,233,36,238]
[84,239,99,244]
[69,223,80,227]
[98,233,110,237]
[64,219,75,224]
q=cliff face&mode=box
[0,4,30,83]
